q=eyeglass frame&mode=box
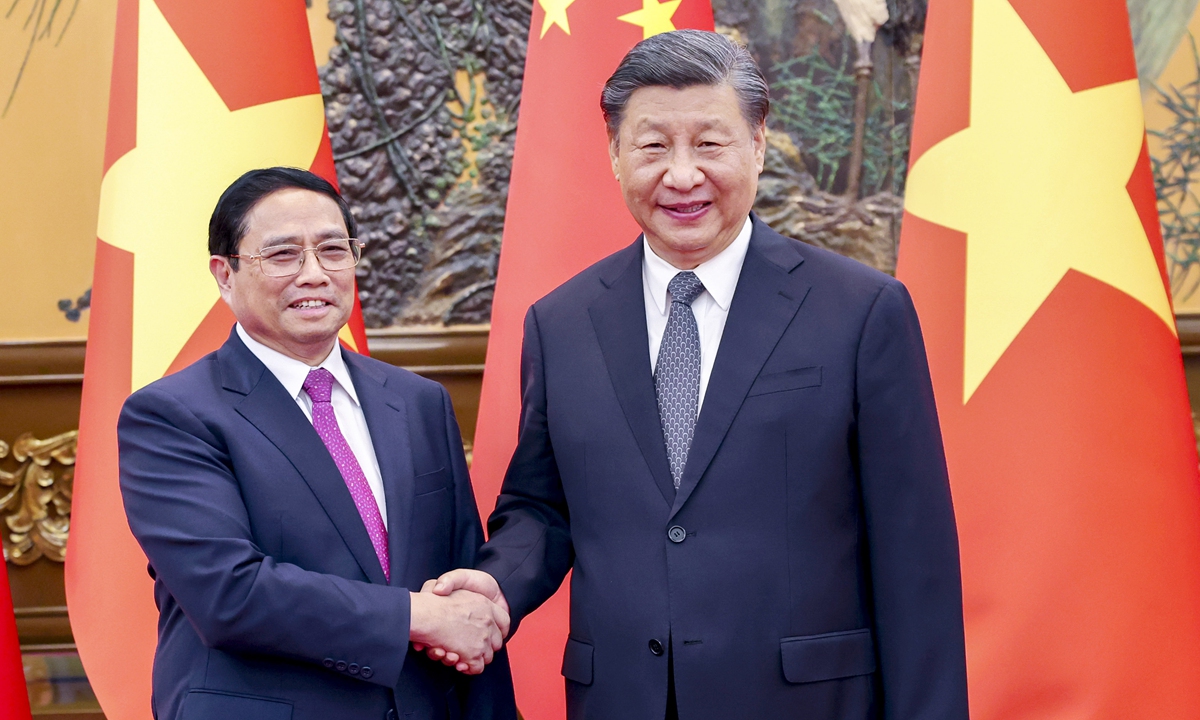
[227,238,367,277]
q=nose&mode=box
[293,248,332,285]
[662,147,704,191]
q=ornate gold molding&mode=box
[1,431,75,565]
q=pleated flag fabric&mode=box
[66,2,367,717]
[898,0,1200,717]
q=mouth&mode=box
[288,299,334,311]
[660,201,712,219]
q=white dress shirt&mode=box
[236,323,388,528]
[644,216,753,410]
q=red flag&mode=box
[470,1,713,717]
[0,560,32,720]
[897,0,1200,717]
[66,2,366,717]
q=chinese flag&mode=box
[0,560,32,720]
[65,1,368,718]
[469,0,712,717]
[897,0,1200,717]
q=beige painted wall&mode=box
[309,0,336,68]
[1,0,118,341]
[0,0,337,342]
[1145,7,1200,314]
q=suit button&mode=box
[649,639,664,656]
[361,666,374,679]
[668,526,686,543]
[348,663,360,675]
[322,658,335,669]
[335,660,348,672]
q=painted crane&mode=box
[831,0,889,200]
[884,0,928,90]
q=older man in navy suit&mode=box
[118,168,515,720]
[428,31,969,720]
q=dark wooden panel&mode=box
[366,326,487,447]
[1,341,82,654]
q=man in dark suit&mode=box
[118,167,515,720]
[427,31,969,719]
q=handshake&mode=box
[408,569,509,675]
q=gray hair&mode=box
[600,29,770,137]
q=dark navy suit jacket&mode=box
[477,218,968,719]
[118,330,515,720]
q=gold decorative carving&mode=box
[1,431,76,565]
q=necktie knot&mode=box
[303,367,335,404]
[668,271,705,306]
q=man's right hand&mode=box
[408,588,508,675]
[411,570,511,671]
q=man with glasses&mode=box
[117,167,516,720]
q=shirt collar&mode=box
[235,323,360,406]
[643,216,753,313]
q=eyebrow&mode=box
[258,229,350,248]
[630,118,727,137]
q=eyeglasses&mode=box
[229,239,366,278]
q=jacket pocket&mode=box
[780,628,876,684]
[180,690,293,720]
[748,366,822,397]
[560,637,594,686]
[414,466,451,496]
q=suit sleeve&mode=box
[854,280,970,720]
[118,388,411,688]
[476,306,575,630]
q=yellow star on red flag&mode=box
[904,0,1172,402]
[539,0,579,37]
[618,0,682,39]
[96,0,325,392]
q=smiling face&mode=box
[209,187,354,364]
[609,82,766,269]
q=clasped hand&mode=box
[409,569,510,675]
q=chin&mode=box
[285,321,342,345]
[660,235,716,256]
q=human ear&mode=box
[608,135,621,182]
[752,123,767,174]
[209,255,235,305]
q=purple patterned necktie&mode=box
[302,368,390,582]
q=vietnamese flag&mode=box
[65,1,368,717]
[469,0,712,717]
[897,0,1200,717]
[0,559,32,720]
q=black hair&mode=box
[208,167,356,270]
[601,29,770,137]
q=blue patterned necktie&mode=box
[655,271,706,489]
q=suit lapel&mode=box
[671,222,811,518]
[221,334,389,585]
[588,241,677,506]
[344,351,415,587]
